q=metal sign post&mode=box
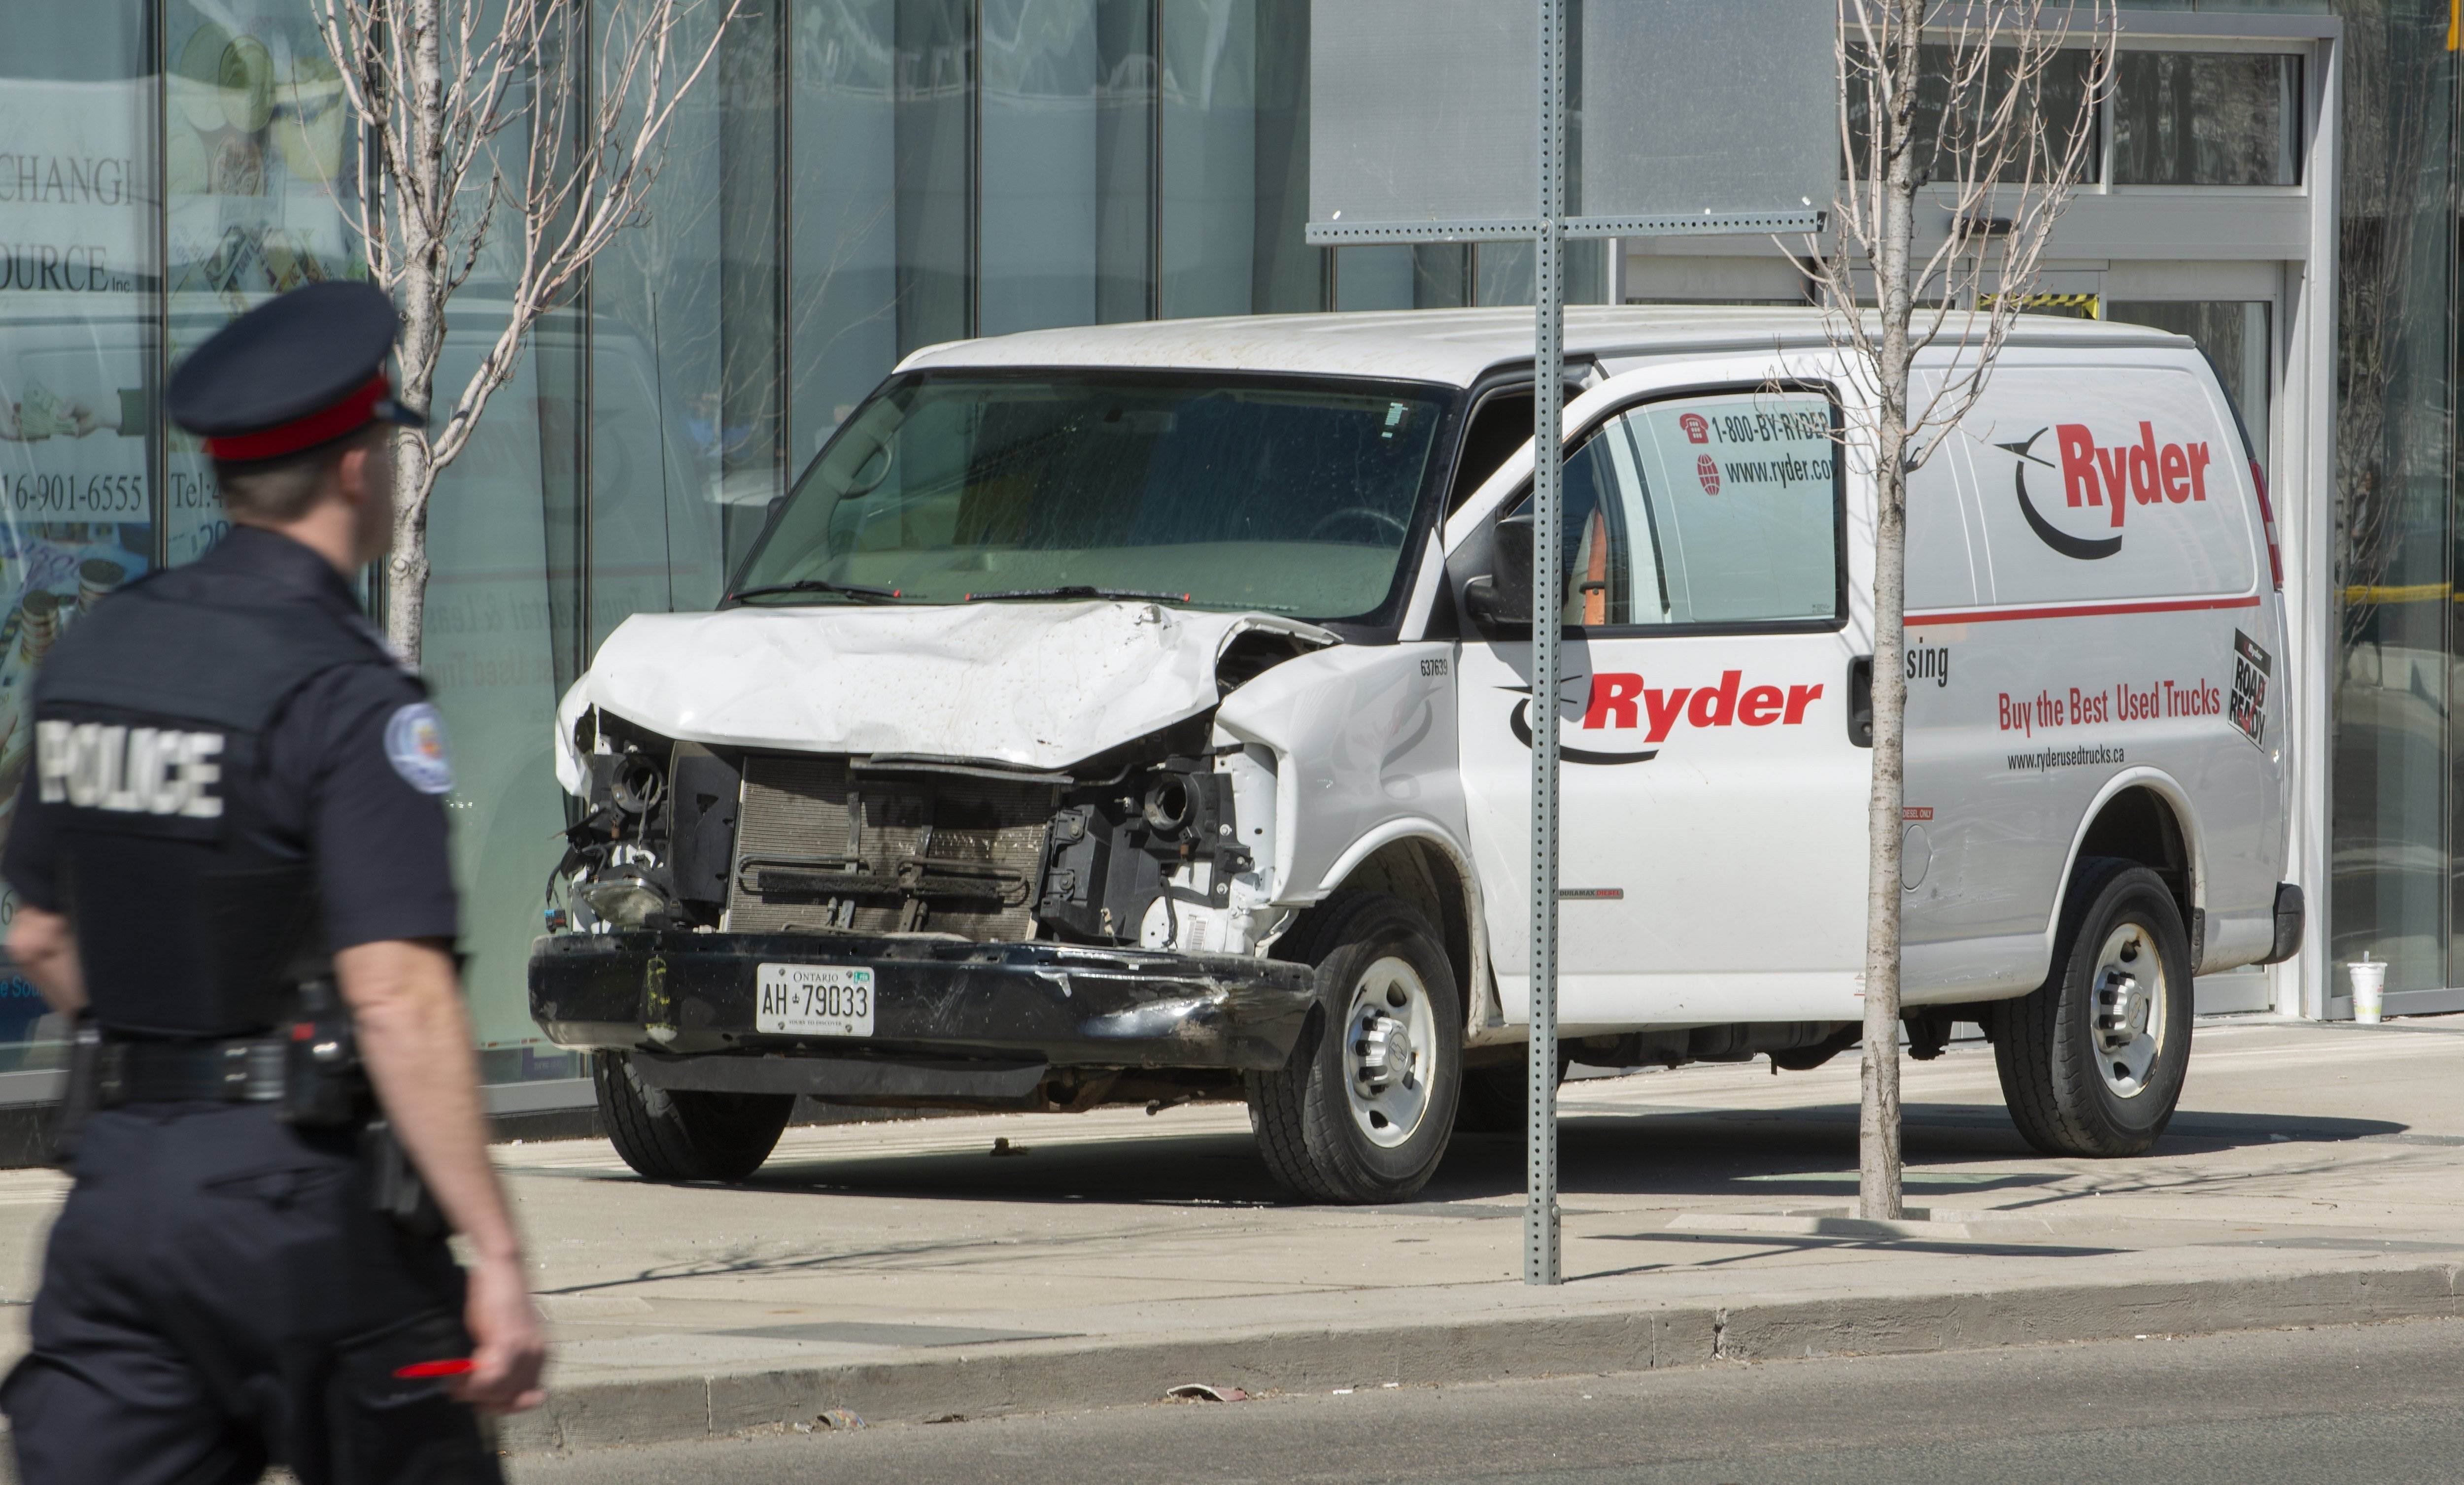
[1306,0,1832,1287]
[1524,0,1567,1286]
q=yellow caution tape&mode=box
[2342,582,2458,605]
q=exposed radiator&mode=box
[726,754,1057,942]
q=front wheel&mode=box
[1245,891,1463,1203]
[1992,858,2193,1157]
[593,1051,794,1181]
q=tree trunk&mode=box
[385,0,448,667]
[1858,0,1921,1224]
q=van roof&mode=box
[897,306,2198,389]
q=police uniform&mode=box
[0,283,501,1485]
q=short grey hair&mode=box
[212,426,384,523]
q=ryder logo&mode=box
[1506,672,1823,764]
[1998,423,2215,562]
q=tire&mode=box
[1992,858,2194,1157]
[1245,891,1464,1203]
[593,1051,794,1182]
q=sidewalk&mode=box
[2,1018,2459,1454]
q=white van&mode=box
[532,307,2301,1202]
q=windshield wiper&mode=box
[727,578,903,606]
[962,585,1191,604]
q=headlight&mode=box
[579,871,674,929]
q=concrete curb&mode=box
[501,1261,2464,1455]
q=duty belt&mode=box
[95,1036,288,1107]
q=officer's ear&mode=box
[332,430,395,561]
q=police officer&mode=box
[0,281,547,1484]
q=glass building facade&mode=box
[0,0,2447,1092]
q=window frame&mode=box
[1487,378,1850,640]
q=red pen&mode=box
[393,1358,476,1380]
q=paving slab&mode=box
[2,1017,2460,1454]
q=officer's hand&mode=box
[453,1254,548,1413]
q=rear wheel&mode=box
[1246,891,1463,1203]
[593,1051,794,1181]
[1992,858,2193,1157]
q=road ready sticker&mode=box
[385,702,455,794]
[2228,630,2271,749]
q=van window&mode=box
[1510,392,1841,629]
[733,371,1450,620]
[1447,389,1535,513]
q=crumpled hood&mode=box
[555,601,1337,790]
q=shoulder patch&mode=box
[384,702,454,795]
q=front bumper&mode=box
[528,930,1318,1072]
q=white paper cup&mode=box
[2348,960,2388,1024]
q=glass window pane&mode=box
[790,0,897,467]
[895,0,973,349]
[1248,0,1321,313]
[2112,52,2302,187]
[164,0,366,566]
[1092,0,1154,323]
[980,0,1100,335]
[1332,244,1468,310]
[1846,44,2103,186]
[740,373,1448,620]
[1515,394,1838,628]
[718,1,787,561]
[1472,240,1605,306]
[1159,0,1257,318]
[0,4,157,1060]
[2103,300,2271,475]
[2331,6,2451,993]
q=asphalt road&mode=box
[513,1317,2464,1485]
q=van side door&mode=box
[1452,384,1870,1027]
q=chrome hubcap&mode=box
[2090,923,2165,1099]
[1344,956,1436,1147]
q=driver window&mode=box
[1509,391,1840,629]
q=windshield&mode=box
[731,372,1451,619]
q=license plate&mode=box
[754,964,875,1037]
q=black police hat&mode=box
[168,281,426,463]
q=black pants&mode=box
[2,1103,502,1485]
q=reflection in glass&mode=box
[0,5,158,1062]
[978,0,1155,334]
[2103,301,2271,473]
[1846,44,2102,186]
[719,0,787,561]
[1332,245,1470,311]
[895,0,974,350]
[2112,52,2302,187]
[1159,0,1258,317]
[738,373,1447,621]
[1469,240,1606,307]
[2328,2,2451,994]
[604,0,732,629]
[162,0,366,567]
[1514,397,1840,629]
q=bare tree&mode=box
[314,0,739,662]
[1804,0,2114,1220]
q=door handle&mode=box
[1847,656,1874,748]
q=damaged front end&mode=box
[532,623,1329,1109]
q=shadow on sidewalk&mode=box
[721,1100,2407,1211]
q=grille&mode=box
[727,754,1057,942]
